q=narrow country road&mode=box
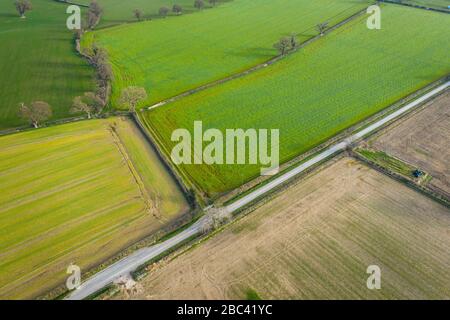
[227,82,450,212]
[65,81,449,300]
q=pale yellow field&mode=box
[123,158,450,300]
[0,118,188,299]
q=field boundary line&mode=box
[107,124,160,219]
[131,113,198,207]
[225,81,450,213]
[64,80,449,301]
[350,150,449,207]
[53,0,89,8]
[143,5,372,112]
[0,3,369,133]
[221,75,449,206]
[379,0,450,14]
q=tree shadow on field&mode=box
[0,13,18,18]
[37,60,91,69]
[227,47,275,59]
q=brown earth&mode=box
[371,91,449,197]
[115,158,450,300]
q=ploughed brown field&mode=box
[115,158,450,300]
[371,91,450,197]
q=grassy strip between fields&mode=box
[355,149,418,177]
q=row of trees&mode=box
[194,0,219,9]
[18,86,147,128]
[134,0,221,21]
[273,22,329,55]
[273,34,298,56]
[90,44,113,102]
[86,0,103,30]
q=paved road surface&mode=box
[66,218,205,300]
[66,81,448,300]
[227,82,449,212]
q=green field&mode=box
[0,118,188,299]
[76,0,207,27]
[0,0,95,130]
[82,0,372,107]
[142,4,450,197]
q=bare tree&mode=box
[19,101,52,128]
[74,28,83,41]
[201,207,233,234]
[316,22,329,36]
[87,1,103,29]
[15,0,32,18]
[71,92,103,118]
[172,4,183,15]
[97,61,113,84]
[91,44,108,66]
[133,9,143,21]
[119,87,148,112]
[89,0,103,17]
[159,6,169,17]
[273,37,291,55]
[289,34,298,49]
[194,0,205,10]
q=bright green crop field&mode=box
[82,0,373,107]
[142,4,450,197]
[401,0,450,10]
[0,0,95,130]
[76,0,204,27]
[0,118,188,299]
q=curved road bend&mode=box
[66,81,449,300]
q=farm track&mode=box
[65,81,450,300]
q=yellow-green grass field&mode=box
[81,0,372,107]
[0,118,188,299]
[142,4,450,197]
[76,0,206,27]
[122,158,450,300]
[0,0,95,129]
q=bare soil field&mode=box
[116,158,450,300]
[370,91,450,197]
